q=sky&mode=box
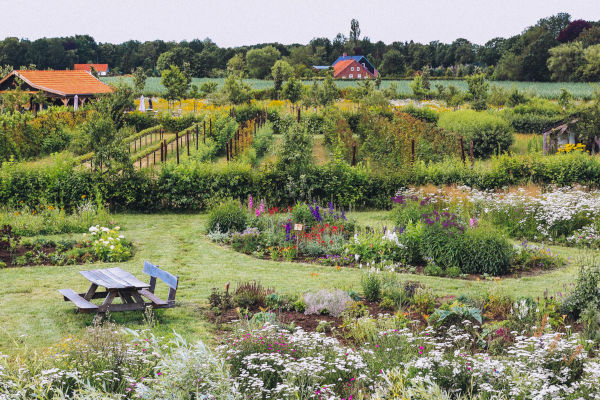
[1,0,599,47]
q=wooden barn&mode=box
[0,70,113,109]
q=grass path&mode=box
[0,212,590,355]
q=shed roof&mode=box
[74,64,109,72]
[0,70,114,96]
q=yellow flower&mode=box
[81,195,86,199]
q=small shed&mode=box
[542,119,579,155]
[0,70,113,109]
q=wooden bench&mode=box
[59,289,99,313]
[139,261,179,308]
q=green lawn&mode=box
[0,212,590,355]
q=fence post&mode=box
[176,132,180,164]
[203,121,206,144]
[352,142,357,166]
[460,136,466,165]
[470,140,474,169]
[297,107,300,123]
[209,119,212,137]
[411,139,415,165]
[187,130,190,157]
[195,125,199,150]
[226,142,229,162]
[164,140,168,161]
[153,149,156,165]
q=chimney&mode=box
[343,52,347,57]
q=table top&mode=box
[79,267,149,290]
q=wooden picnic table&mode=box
[59,262,179,314]
[60,267,151,313]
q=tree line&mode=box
[0,13,599,81]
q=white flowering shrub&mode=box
[304,289,353,317]
[217,324,367,400]
[86,225,132,262]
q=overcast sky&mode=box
[1,0,599,47]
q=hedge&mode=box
[1,152,600,211]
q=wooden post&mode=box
[470,140,474,169]
[297,107,300,123]
[176,132,180,164]
[139,157,142,169]
[134,140,137,152]
[411,139,415,164]
[160,142,164,162]
[195,125,199,150]
[203,121,206,144]
[460,136,466,165]
[187,130,190,156]
[153,148,156,165]
[164,140,167,161]
[146,154,149,167]
[209,119,212,137]
[352,142,357,166]
[226,142,229,162]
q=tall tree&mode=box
[161,65,189,108]
[350,19,361,46]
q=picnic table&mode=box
[59,263,178,313]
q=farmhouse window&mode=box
[358,74,362,78]
[351,67,354,71]
[349,74,353,78]
[357,67,360,71]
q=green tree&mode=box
[319,75,339,106]
[466,73,489,110]
[381,49,405,76]
[199,81,219,97]
[282,77,303,103]
[132,66,147,95]
[350,19,361,46]
[582,44,600,81]
[271,59,294,94]
[161,65,189,108]
[547,42,585,81]
[246,45,280,79]
[279,122,313,174]
[226,53,245,77]
[409,74,428,100]
[222,74,252,104]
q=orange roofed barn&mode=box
[74,64,109,76]
[0,70,113,108]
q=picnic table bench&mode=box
[59,262,178,314]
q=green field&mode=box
[101,76,599,99]
[0,211,590,355]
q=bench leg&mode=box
[98,292,117,313]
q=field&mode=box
[101,76,600,99]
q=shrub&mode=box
[438,110,514,158]
[400,104,439,123]
[304,289,353,317]
[206,199,248,233]
[361,271,382,302]
[560,266,600,318]
[232,281,272,309]
[460,225,513,275]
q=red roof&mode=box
[0,70,114,96]
[333,60,354,77]
[74,64,109,73]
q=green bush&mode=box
[438,110,514,158]
[460,225,513,275]
[401,104,439,123]
[361,271,382,302]
[206,199,248,233]
[560,266,600,319]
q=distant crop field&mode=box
[101,76,599,99]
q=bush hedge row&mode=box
[1,152,599,211]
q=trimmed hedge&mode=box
[2,152,600,211]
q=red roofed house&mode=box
[333,53,378,79]
[74,64,109,76]
[0,70,114,109]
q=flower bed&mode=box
[206,196,564,278]
[0,225,133,268]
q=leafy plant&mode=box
[206,199,248,233]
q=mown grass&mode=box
[0,212,591,355]
[101,77,599,99]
